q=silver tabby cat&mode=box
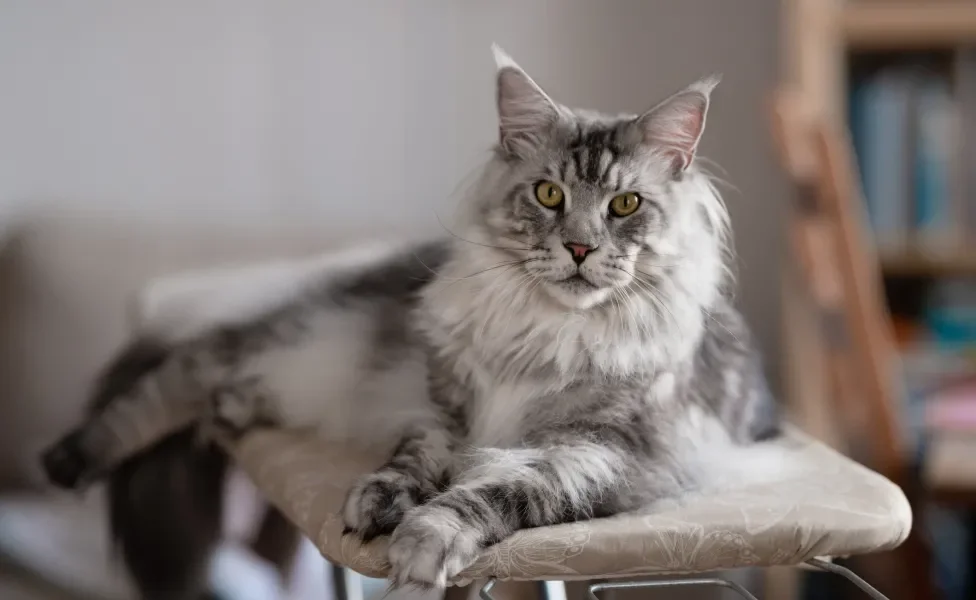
[42,46,780,595]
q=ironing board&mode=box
[221,426,908,600]
[124,245,913,600]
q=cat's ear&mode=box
[634,75,720,176]
[493,44,559,159]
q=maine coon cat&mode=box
[42,45,780,596]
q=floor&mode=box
[0,490,759,600]
[0,559,77,600]
[0,547,441,600]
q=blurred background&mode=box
[0,1,974,599]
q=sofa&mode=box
[0,210,397,599]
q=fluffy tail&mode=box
[107,428,229,600]
[44,339,225,600]
[38,240,451,598]
[41,338,204,489]
[41,338,296,600]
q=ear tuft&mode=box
[636,75,720,176]
[687,73,722,97]
[491,43,518,71]
[492,44,559,159]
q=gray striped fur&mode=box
[41,46,779,593]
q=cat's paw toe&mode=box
[387,507,480,588]
[342,471,419,542]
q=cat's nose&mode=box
[564,243,597,265]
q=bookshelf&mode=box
[843,3,976,278]
[776,2,976,598]
[879,246,976,277]
[844,3,976,49]
[780,0,976,422]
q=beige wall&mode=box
[0,0,786,386]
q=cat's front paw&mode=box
[387,506,481,588]
[342,471,420,542]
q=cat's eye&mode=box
[609,192,641,217]
[534,181,565,209]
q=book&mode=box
[913,72,961,252]
[955,49,976,245]
[926,379,976,433]
[849,68,914,249]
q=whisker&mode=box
[410,249,444,279]
[639,284,681,335]
[624,289,651,337]
[610,255,683,269]
[426,258,547,293]
[434,212,538,253]
[620,269,681,334]
[609,286,630,334]
[702,309,743,345]
[447,258,542,282]
[626,263,744,344]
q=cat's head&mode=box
[461,45,730,312]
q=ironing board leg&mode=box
[379,561,891,600]
[330,563,364,600]
[587,578,760,600]
[538,580,568,600]
[806,558,891,600]
[481,577,760,600]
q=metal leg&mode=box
[444,582,473,600]
[588,578,760,600]
[465,562,893,600]
[480,577,760,600]
[330,563,364,600]
[480,579,499,600]
[537,580,568,600]
[806,558,891,600]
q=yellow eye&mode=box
[609,192,641,217]
[534,181,564,209]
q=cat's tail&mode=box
[40,337,208,490]
[40,337,235,600]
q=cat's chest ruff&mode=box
[465,376,552,447]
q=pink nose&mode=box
[564,243,596,265]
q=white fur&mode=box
[667,404,797,495]
[245,311,434,453]
[387,505,481,587]
[134,241,408,343]
[133,240,437,456]
[460,444,627,509]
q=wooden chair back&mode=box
[769,89,907,483]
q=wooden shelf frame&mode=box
[844,3,976,49]
[879,247,976,277]
[775,2,976,597]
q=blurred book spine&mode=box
[849,64,964,251]
[850,69,913,249]
[913,72,960,252]
[957,49,976,246]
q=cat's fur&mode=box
[41,46,780,597]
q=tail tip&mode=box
[40,431,92,490]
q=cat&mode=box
[41,45,780,596]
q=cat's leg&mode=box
[385,432,636,587]
[344,353,467,542]
[342,424,454,542]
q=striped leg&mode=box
[341,425,454,542]
[386,438,630,587]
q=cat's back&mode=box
[683,297,781,444]
[251,237,455,446]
